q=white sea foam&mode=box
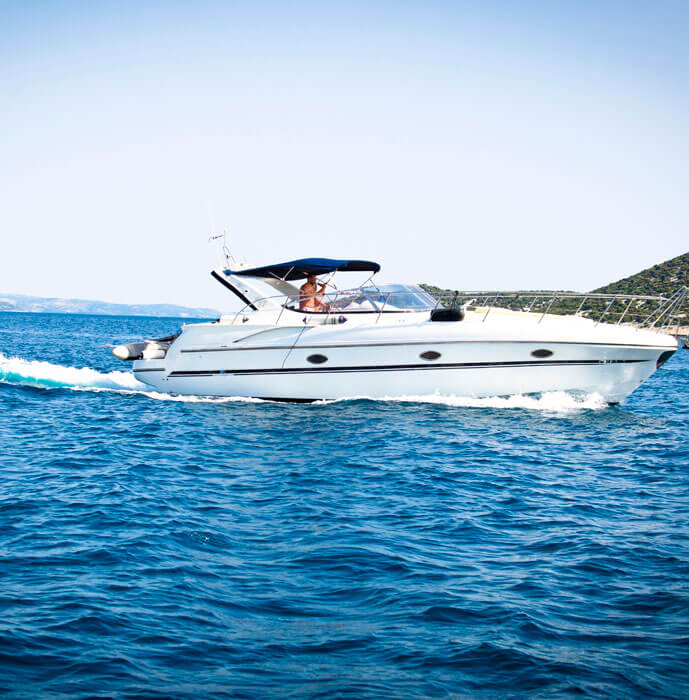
[0,351,146,391]
[0,352,259,403]
[317,391,608,412]
[0,351,607,410]
[131,391,264,404]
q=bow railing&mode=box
[423,286,689,333]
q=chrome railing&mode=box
[226,284,689,335]
[423,287,689,333]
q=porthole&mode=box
[307,354,328,364]
[531,349,553,358]
[420,350,442,361]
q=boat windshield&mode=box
[328,284,437,312]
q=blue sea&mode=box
[1,311,688,698]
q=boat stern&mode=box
[112,335,178,391]
[132,359,168,390]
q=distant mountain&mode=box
[0,293,220,318]
[593,250,689,297]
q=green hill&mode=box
[593,251,689,297]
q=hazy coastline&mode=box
[0,293,219,319]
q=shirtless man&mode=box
[299,274,328,312]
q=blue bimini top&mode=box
[225,258,381,281]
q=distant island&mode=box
[0,293,220,319]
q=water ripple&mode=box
[0,312,688,697]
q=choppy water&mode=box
[1,311,688,698]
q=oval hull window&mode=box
[531,349,553,358]
[307,354,328,364]
[420,351,442,361]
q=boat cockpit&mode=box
[212,257,439,317]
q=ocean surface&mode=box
[1,311,688,698]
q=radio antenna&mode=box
[208,229,234,267]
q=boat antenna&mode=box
[208,229,234,267]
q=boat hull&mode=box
[133,329,676,403]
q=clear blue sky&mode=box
[2,1,688,308]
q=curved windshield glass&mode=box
[363,285,437,310]
[327,284,437,312]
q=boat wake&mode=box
[0,351,145,391]
[0,351,609,411]
[0,352,257,403]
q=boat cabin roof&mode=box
[225,257,381,281]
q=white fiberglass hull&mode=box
[132,311,677,403]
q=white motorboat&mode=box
[113,257,685,404]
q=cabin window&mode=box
[307,354,328,364]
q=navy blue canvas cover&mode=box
[226,258,380,281]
